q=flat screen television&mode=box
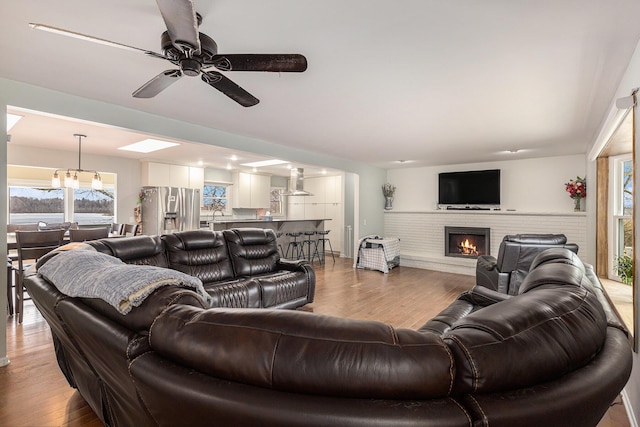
[438,169,501,206]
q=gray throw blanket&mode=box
[38,249,210,314]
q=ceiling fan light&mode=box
[72,173,80,189]
[51,171,61,188]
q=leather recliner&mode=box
[475,233,578,295]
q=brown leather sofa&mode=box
[87,228,316,309]
[24,244,631,427]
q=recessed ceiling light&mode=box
[197,160,204,166]
[241,159,289,167]
[118,138,179,153]
[7,113,22,132]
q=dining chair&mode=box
[123,224,139,236]
[7,256,14,316]
[14,229,66,323]
[111,223,125,235]
[69,227,110,242]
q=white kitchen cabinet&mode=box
[304,203,325,220]
[325,175,343,204]
[288,202,305,219]
[232,172,271,209]
[170,165,190,188]
[142,162,202,189]
[302,177,324,203]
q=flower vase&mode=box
[573,197,582,212]
[384,196,394,210]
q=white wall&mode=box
[588,39,640,427]
[8,144,141,225]
[387,154,586,213]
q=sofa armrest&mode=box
[476,255,499,291]
[276,258,309,271]
[275,259,316,304]
[476,255,497,271]
[465,286,513,307]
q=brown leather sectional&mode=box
[24,237,631,427]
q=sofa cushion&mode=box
[149,305,455,400]
[204,278,261,308]
[223,228,279,277]
[87,235,168,267]
[163,230,235,283]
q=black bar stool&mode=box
[316,230,335,264]
[275,232,285,258]
[285,232,303,259]
[302,231,320,262]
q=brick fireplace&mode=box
[444,226,490,259]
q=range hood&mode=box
[282,168,313,196]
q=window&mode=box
[73,188,115,225]
[270,187,285,216]
[9,186,64,224]
[203,183,230,214]
[8,165,116,225]
[611,155,633,280]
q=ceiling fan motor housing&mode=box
[161,31,218,77]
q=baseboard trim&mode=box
[0,356,10,367]
[622,389,638,427]
[400,251,476,276]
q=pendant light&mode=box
[51,134,102,190]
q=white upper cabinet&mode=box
[142,162,203,190]
[302,177,324,203]
[232,172,271,209]
[325,175,343,204]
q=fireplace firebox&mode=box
[444,226,490,259]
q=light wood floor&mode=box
[1,258,630,426]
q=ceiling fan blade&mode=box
[132,70,182,98]
[155,0,201,54]
[28,23,166,60]
[210,54,308,72]
[202,71,259,107]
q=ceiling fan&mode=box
[29,0,307,107]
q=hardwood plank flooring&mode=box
[1,258,630,426]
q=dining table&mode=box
[7,231,123,251]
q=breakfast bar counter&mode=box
[207,218,330,232]
[208,218,331,259]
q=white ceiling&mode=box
[2,0,640,171]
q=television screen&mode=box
[438,169,500,206]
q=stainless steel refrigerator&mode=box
[141,187,200,235]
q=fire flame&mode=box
[460,239,477,255]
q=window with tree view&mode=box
[614,157,633,284]
[73,188,115,225]
[9,187,64,224]
[203,184,229,214]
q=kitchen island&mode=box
[208,218,332,260]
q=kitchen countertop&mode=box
[206,218,331,232]
[207,218,331,224]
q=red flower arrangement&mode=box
[565,176,586,199]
